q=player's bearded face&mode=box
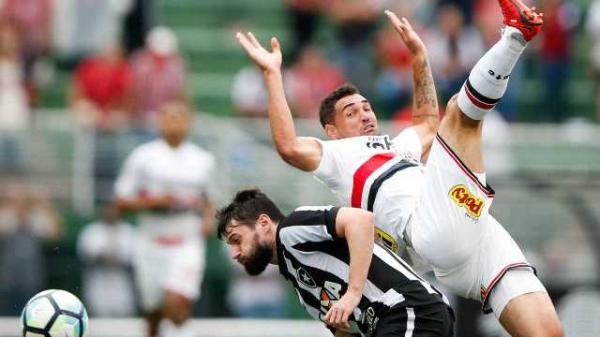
[242,233,272,276]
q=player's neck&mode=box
[163,137,184,148]
[269,222,279,265]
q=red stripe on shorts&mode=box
[480,262,534,313]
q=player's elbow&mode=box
[357,210,375,233]
[276,144,311,171]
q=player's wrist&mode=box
[262,67,282,77]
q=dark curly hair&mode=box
[318,84,359,127]
[216,188,284,239]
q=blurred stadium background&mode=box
[1,0,600,336]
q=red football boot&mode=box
[498,0,544,41]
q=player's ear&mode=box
[324,124,339,140]
[256,214,271,232]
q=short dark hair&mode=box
[216,188,285,240]
[319,84,359,128]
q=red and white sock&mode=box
[457,27,527,120]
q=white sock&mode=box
[457,27,528,120]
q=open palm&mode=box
[384,10,427,56]
[236,32,282,73]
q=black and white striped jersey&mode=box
[276,206,450,336]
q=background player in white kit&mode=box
[114,100,216,337]
[236,0,563,336]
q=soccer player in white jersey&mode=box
[218,188,454,337]
[235,0,564,336]
[114,100,216,337]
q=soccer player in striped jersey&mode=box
[235,1,563,336]
[217,188,454,337]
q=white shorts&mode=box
[408,135,545,314]
[133,238,206,312]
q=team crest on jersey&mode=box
[296,267,317,288]
[449,184,485,218]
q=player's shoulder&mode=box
[282,206,337,228]
[128,139,163,158]
[183,142,216,162]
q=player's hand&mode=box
[236,32,282,74]
[384,10,427,57]
[145,195,175,210]
[324,290,361,329]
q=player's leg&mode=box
[134,241,167,337]
[162,290,193,326]
[498,290,563,337]
[438,0,543,172]
[481,217,563,337]
[160,241,205,337]
[146,309,163,337]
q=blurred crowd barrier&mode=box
[0,111,600,335]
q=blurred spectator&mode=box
[0,20,29,172]
[69,41,133,202]
[325,0,389,95]
[78,204,136,317]
[1,0,52,104]
[123,0,155,54]
[231,66,268,117]
[284,0,322,62]
[227,262,286,318]
[586,0,600,122]
[427,4,484,103]
[538,0,578,122]
[474,0,523,121]
[0,184,62,315]
[438,0,474,23]
[373,4,419,117]
[130,27,187,131]
[53,0,133,60]
[70,41,133,130]
[284,46,345,119]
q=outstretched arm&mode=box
[324,208,374,330]
[236,32,322,172]
[385,11,439,158]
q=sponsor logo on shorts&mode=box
[449,184,485,218]
[375,227,399,253]
[362,307,379,335]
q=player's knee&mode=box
[538,316,564,337]
[163,292,192,326]
[163,305,190,326]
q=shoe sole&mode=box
[505,0,543,26]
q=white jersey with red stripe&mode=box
[313,127,425,250]
[114,139,216,243]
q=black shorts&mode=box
[372,303,454,337]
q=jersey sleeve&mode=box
[114,148,145,199]
[392,127,423,161]
[312,139,340,184]
[279,206,341,245]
